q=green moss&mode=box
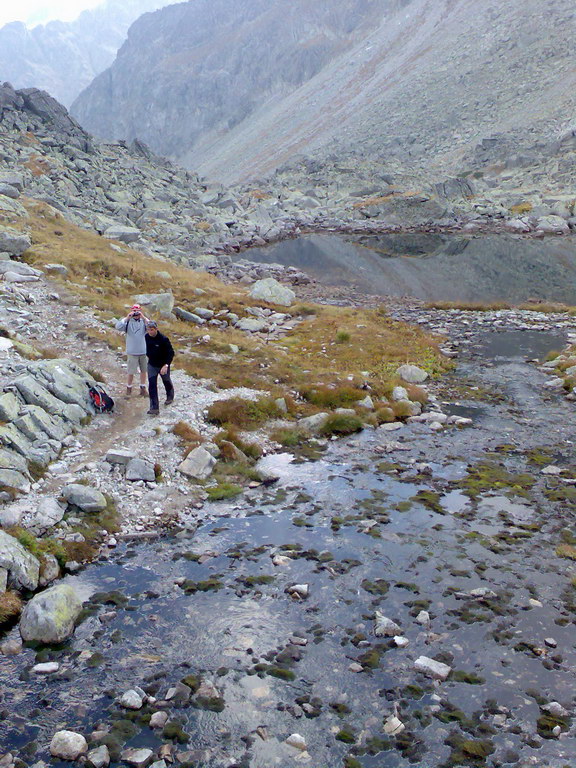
[194,696,225,712]
[452,670,485,684]
[446,735,494,765]
[412,490,445,514]
[180,578,223,594]
[181,674,201,693]
[344,758,362,768]
[459,460,536,500]
[336,728,356,744]
[361,578,389,596]
[357,649,381,669]
[162,721,190,743]
[86,652,105,668]
[206,482,243,501]
[266,666,296,681]
[537,712,570,738]
[237,574,275,587]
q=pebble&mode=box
[285,733,307,751]
[544,637,557,648]
[415,610,430,625]
[383,715,405,736]
[414,656,452,681]
[287,583,309,598]
[32,662,60,674]
[119,689,144,709]
[150,711,169,729]
[394,636,409,648]
[348,662,363,673]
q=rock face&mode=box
[0,530,40,590]
[70,0,576,187]
[19,583,83,644]
[0,0,168,108]
[72,0,383,166]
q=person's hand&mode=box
[160,365,168,375]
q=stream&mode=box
[2,240,576,767]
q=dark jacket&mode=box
[145,331,174,368]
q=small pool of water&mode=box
[238,233,576,303]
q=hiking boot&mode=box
[140,386,147,397]
[147,408,159,416]
[125,386,132,397]
[165,396,174,405]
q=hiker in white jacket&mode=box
[115,303,150,397]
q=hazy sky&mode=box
[0,1,103,27]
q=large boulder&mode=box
[103,225,141,243]
[178,447,216,480]
[0,530,40,590]
[125,458,156,482]
[396,364,429,384]
[20,584,83,644]
[50,730,88,760]
[0,468,31,494]
[536,215,570,234]
[0,391,22,422]
[249,278,295,307]
[62,483,107,512]
[133,292,174,318]
[30,498,66,532]
[0,227,31,256]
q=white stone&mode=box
[285,733,307,751]
[249,277,295,307]
[541,465,562,475]
[121,748,153,768]
[178,447,216,480]
[383,715,405,736]
[392,386,409,401]
[288,583,309,598]
[396,364,428,384]
[149,711,169,729]
[87,745,110,768]
[416,610,430,625]
[119,689,144,709]
[374,611,401,637]
[33,661,60,674]
[50,730,88,760]
[394,636,409,648]
[414,656,452,681]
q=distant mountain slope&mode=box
[71,0,395,158]
[0,0,170,107]
[70,0,576,184]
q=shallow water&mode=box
[2,330,576,767]
[238,233,576,303]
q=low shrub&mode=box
[320,413,363,436]
[375,407,395,424]
[206,483,243,501]
[335,330,351,344]
[207,396,282,429]
[271,427,308,447]
[171,422,203,455]
[406,384,428,404]
[214,428,262,460]
[392,400,413,419]
[300,385,364,410]
[0,591,23,627]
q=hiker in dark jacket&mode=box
[145,321,175,415]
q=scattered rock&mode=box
[374,612,402,637]
[396,364,428,384]
[126,458,156,482]
[119,689,144,710]
[50,730,88,760]
[285,733,307,751]
[177,447,216,480]
[62,483,107,512]
[249,277,295,307]
[19,584,83,644]
[0,530,40,590]
[414,655,452,681]
[86,745,110,768]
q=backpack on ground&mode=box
[88,383,115,413]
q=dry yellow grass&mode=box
[426,299,576,315]
[10,200,449,395]
[509,202,533,215]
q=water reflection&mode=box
[238,233,576,303]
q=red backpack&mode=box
[88,384,115,413]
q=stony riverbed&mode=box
[1,318,575,768]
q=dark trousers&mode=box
[148,364,174,409]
